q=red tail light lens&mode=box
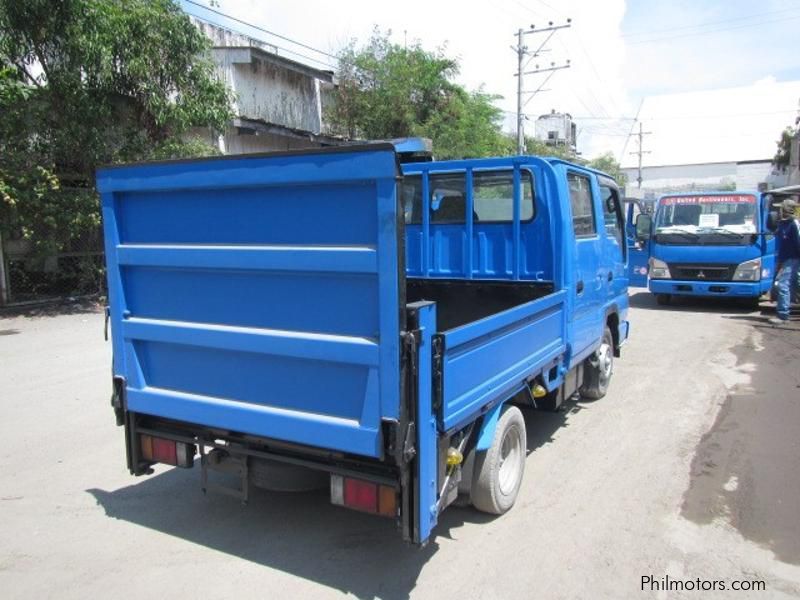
[344,478,378,512]
[139,434,194,468]
[330,475,397,517]
[152,437,177,464]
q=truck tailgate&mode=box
[97,146,403,458]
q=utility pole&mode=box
[629,122,652,188]
[513,20,571,154]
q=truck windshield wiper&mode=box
[703,227,744,237]
[656,229,700,241]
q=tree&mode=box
[773,126,795,170]
[0,0,232,266]
[327,30,509,159]
[587,152,628,186]
[522,136,575,160]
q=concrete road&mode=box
[1,293,799,599]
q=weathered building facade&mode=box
[190,16,341,153]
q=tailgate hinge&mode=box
[432,335,444,414]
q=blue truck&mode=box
[98,144,629,545]
[633,191,775,306]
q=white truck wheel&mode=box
[471,405,526,514]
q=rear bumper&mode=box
[648,278,769,298]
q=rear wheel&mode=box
[471,405,526,514]
[580,326,614,400]
[656,293,671,306]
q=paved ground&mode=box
[1,292,799,599]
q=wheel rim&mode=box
[498,424,523,495]
[597,341,613,384]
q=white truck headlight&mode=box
[733,258,761,281]
[648,257,671,279]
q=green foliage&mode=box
[773,126,795,169]
[522,136,575,160]
[586,152,628,186]
[0,0,232,257]
[327,29,509,159]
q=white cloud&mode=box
[620,79,800,168]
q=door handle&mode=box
[576,280,584,293]
[607,271,613,282]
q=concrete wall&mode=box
[212,48,322,134]
[223,129,320,154]
[736,161,787,190]
[622,160,791,193]
[191,17,326,138]
[187,126,324,155]
[623,162,737,193]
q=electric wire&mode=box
[182,0,339,68]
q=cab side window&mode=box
[600,184,624,249]
[568,172,596,237]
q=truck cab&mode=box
[634,191,774,305]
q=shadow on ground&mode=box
[87,405,579,599]
[628,290,768,315]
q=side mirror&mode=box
[766,210,779,232]
[606,196,616,214]
[635,213,652,241]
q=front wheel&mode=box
[471,405,527,514]
[580,326,614,400]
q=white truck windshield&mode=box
[656,194,757,235]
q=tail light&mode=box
[330,475,397,517]
[139,434,195,468]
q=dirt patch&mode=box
[682,330,800,565]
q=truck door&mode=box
[567,171,603,361]
[625,200,649,287]
[760,193,776,286]
[598,181,626,302]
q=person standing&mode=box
[770,198,800,325]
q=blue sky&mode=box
[620,0,800,97]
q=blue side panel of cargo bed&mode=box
[97,147,402,458]
[439,290,567,432]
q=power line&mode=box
[628,13,800,45]
[572,109,798,121]
[182,0,339,67]
[618,100,644,163]
[513,21,572,153]
[629,122,652,189]
[621,6,800,39]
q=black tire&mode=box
[656,293,671,306]
[579,326,614,400]
[471,405,527,515]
